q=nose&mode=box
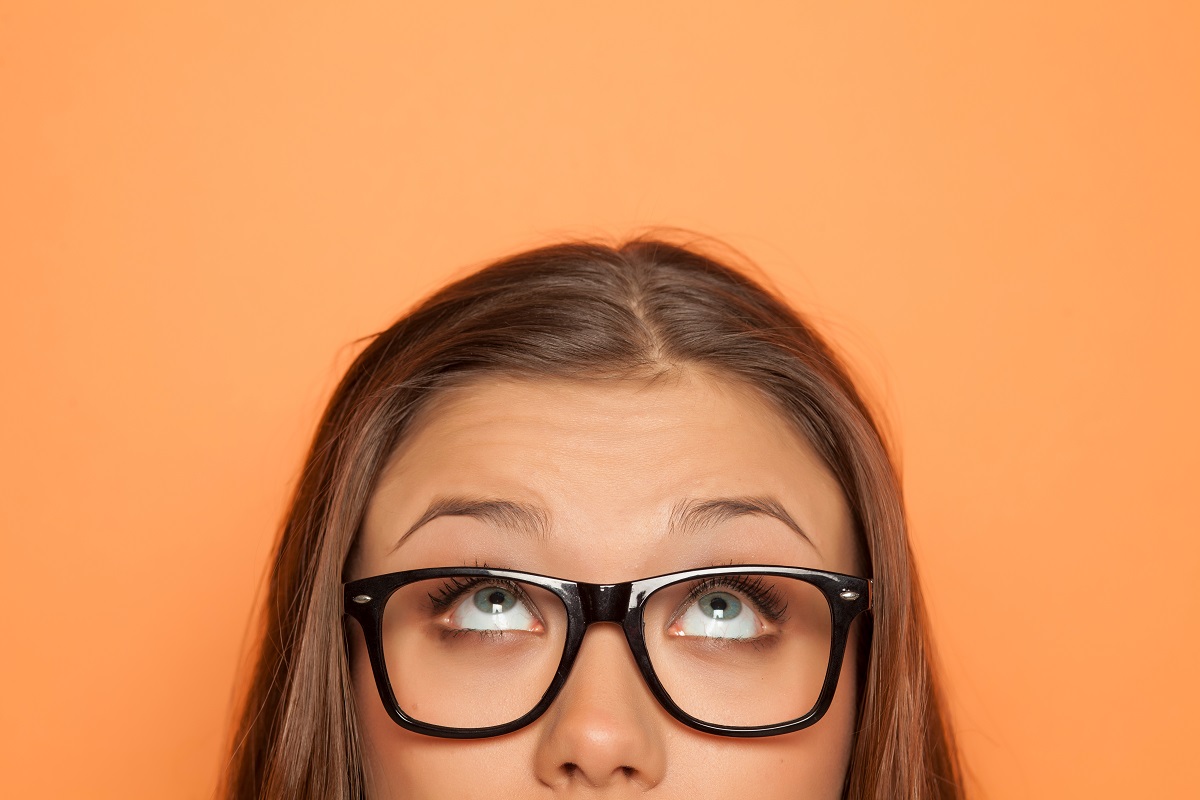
[533,623,668,790]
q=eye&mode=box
[667,589,764,640]
[447,585,544,634]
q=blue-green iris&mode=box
[474,587,516,614]
[699,591,741,620]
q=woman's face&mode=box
[347,370,863,799]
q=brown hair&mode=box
[220,235,965,799]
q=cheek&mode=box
[664,666,858,799]
[349,625,541,800]
[640,623,860,800]
[350,623,436,798]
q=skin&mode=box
[346,368,863,799]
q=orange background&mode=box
[2,3,1197,798]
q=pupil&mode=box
[487,591,506,607]
[709,597,728,612]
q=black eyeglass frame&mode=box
[343,565,872,739]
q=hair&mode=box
[220,234,965,799]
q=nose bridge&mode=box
[534,581,668,790]
[578,582,632,624]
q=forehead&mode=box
[354,369,857,581]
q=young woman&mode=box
[220,236,965,799]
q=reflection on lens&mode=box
[382,577,567,728]
[643,574,832,726]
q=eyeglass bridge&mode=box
[576,582,634,623]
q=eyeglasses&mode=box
[343,565,871,739]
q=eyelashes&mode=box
[426,575,527,613]
[677,573,790,625]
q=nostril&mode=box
[560,761,638,784]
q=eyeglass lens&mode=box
[380,573,833,729]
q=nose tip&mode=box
[552,710,653,786]
[533,624,667,790]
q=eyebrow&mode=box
[390,496,551,553]
[391,493,815,552]
[668,495,817,550]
